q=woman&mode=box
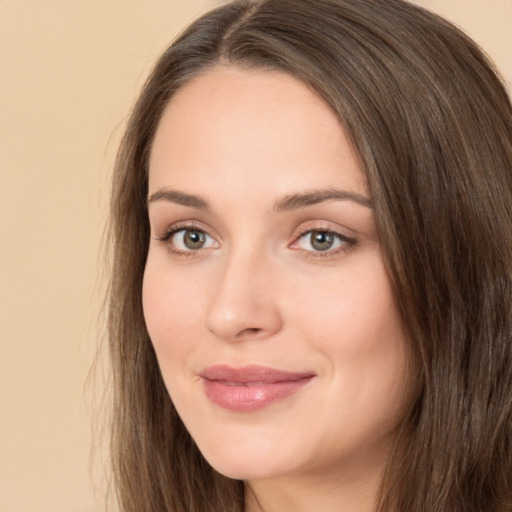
[107,0,512,510]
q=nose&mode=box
[204,250,283,342]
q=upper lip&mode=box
[200,364,315,384]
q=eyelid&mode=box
[173,229,217,252]
[292,220,356,240]
[154,220,220,255]
[152,218,356,259]
[289,222,357,259]
[154,219,214,241]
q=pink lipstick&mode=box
[200,364,315,412]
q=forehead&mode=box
[148,65,367,200]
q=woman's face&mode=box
[143,66,411,486]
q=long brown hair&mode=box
[107,1,512,510]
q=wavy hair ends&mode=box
[107,1,512,511]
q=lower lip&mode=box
[202,377,314,412]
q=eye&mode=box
[161,227,217,252]
[296,230,354,253]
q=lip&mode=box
[200,364,315,412]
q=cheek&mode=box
[291,257,410,413]
[293,258,402,354]
[142,262,204,364]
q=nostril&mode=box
[238,327,262,337]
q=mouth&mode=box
[200,364,316,412]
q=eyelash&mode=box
[292,227,356,260]
[155,222,215,257]
[154,223,356,259]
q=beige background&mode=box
[1,2,510,511]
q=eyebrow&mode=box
[147,187,372,211]
[147,189,211,210]
[273,188,372,211]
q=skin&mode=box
[143,65,411,511]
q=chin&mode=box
[196,435,293,481]
[207,458,286,481]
